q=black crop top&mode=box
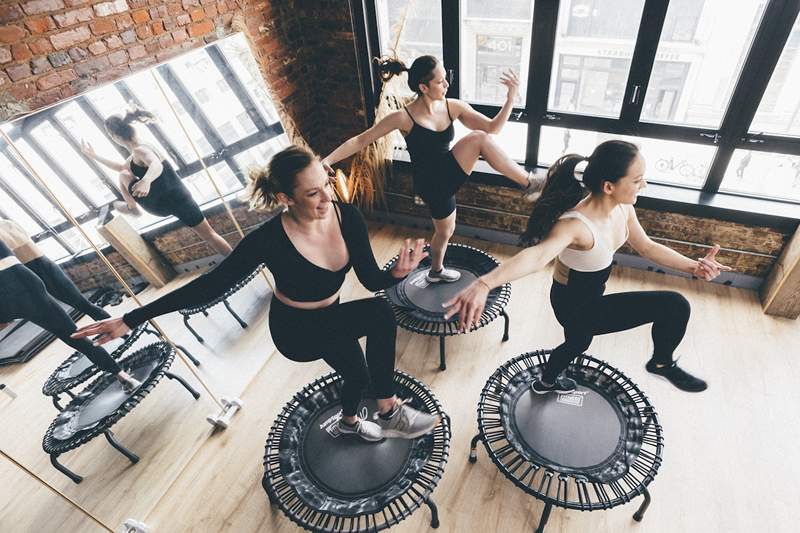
[123,202,400,328]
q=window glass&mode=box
[376,0,443,63]
[720,149,800,202]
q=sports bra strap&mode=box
[403,107,417,124]
[445,99,453,122]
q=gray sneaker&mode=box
[426,267,461,283]
[373,399,440,439]
[521,171,546,201]
[337,418,384,442]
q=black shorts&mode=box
[413,151,469,220]
[135,181,205,227]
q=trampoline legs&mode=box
[501,310,510,342]
[223,299,248,329]
[104,430,139,464]
[633,487,651,522]
[50,454,83,484]
[183,315,205,344]
[439,336,446,371]
[175,344,200,367]
[51,395,63,411]
[424,496,440,528]
[535,502,552,533]
[469,433,483,463]
[165,371,201,399]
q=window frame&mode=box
[359,0,800,219]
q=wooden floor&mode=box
[2,220,799,533]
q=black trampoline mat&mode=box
[513,386,623,469]
[52,357,160,441]
[396,268,478,314]
[303,400,414,497]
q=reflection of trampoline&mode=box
[178,265,263,343]
[262,371,450,532]
[42,342,201,483]
[378,243,511,370]
[41,324,199,410]
[469,350,664,533]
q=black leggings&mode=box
[269,296,396,417]
[543,281,690,383]
[0,264,121,374]
[25,256,110,321]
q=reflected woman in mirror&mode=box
[0,239,141,393]
[323,55,544,284]
[74,145,441,442]
[81,109,232,256]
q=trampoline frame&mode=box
[377,243,511,370]
[263,370,451,532]
[41,325,199,410]
[178,265,263,343]
[41,342,201,483]
[469,350,664,533]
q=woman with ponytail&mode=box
[74,145,441,442]
[444,140,730,394]
[81,109,232,256]
[323,55,543,283]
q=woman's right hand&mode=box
[81,140,96,159]
[71,318,131,346]
[443,278,490,332]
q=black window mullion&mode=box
[361,0,382,118]
[21,125,100,209]
[525,0,560,167]
[48,115,123,202]
[619,0,669,126]
[206,46,271,131]
[114,80,189,169]
[441,0,459,98]
[155,64,245,181]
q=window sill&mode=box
[391,147,800,230]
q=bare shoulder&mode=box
[446,98,469,116]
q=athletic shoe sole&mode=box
[425,274,461,283]
[338,425,385,442]
[646,369,708,393]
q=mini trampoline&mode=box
[42,342,201,483]
[469,350,664,533]
[262,370,451,532]
[178,265,263,343]
[41,324,200,410]
[377,243,511,370]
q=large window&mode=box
[0,33,288,261]
[366,0,800,208]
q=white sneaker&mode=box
[337,418,384,442]
[373,399,440,439]
[426,267,461,283]
[521,171,546,201]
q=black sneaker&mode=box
[646,360,707,393]
[531,375,577,395]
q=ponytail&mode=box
[247,144,316,210]
[375,54,439,95]
[519,154,586,246]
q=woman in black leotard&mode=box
[74,145,441,442]
[0,240,140,393]
[444,141,731,394]
[324,55,544,284]
[81,109,232,256]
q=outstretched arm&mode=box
[322,110,409,171]
[72,226,269,344]
[625,205,731,280]
[443,220,577,331]
[451,70,519,134]
[81,140,128,173]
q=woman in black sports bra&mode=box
[74,145,441,442]
[82,109,232,256]
[323,55,544,284]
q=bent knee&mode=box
[466,130,489,145]
[662,292,691,319]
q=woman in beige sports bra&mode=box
[444,140,730,394]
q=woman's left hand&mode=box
[691,244,733,281]
[500,69,519,101]
[131,179,151,197]
[390,238,428,279]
